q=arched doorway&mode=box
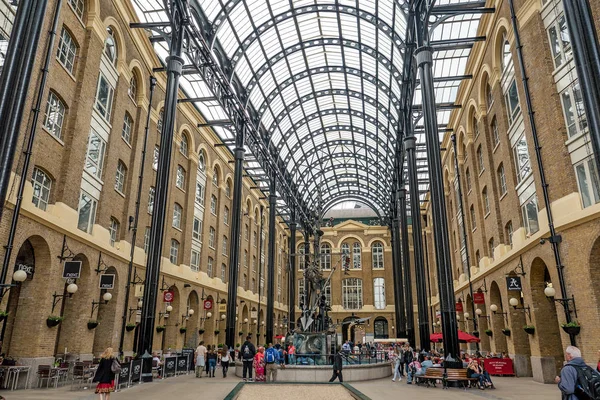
[505,272,532,377]
[374,317,389,339]
[93,266,120,355]
[184,291,199,348]
[199,295,214,343]
[162,285,180,352]
[489,281,508,354]
[342,316,359,343]
[529,257,564,383]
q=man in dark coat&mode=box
[239,336,256,381]
[329,347,344,382]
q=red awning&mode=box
[430,330,480,343]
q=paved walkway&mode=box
[3,375,561,399]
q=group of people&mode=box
[194,341,231,378]
[239,336,285,382]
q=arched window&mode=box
[224,206,229,225]
[225,180,232,198]
[128,75,137,101]
[176,165,186,189]
[212,168,219,187]
[320,243,331,270]
[501,33,512,72]
[473,116,479,138]
[342,278,363,309]
[157,108,164,134]
[497,164,507,195]
[470,205,476,229]
[43,91,66,140]
[169,239,179,264]
[374,317,389,339]
[31,167,52,210]
[115,160,126,193]
[198,153,206,171]
[104,27,117,64]
[172,203,182,229]
[489,237,495,260]
[371,242,384,269]
[210,194,217,214]
[221,263,226,281]
[374,278,386,309]
[482,187,490,215]
[298,245,306,270]
[207,257,214,277]
[352,242,361,269]
[57,27,77,73]
[222,236,228,256]
[477,145,484,173]
[67,0,85,20]
[121,112,133,143]
[341,243,350,255]
[109,217,119,246]
[180,133,189,156]
[486,82,493,109]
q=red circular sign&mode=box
[204,299,213,310]
[163,291,174,302]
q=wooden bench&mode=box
[415,367,478,390]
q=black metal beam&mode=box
[266,172,277,344]
[398,188,415,346]
[390,205,407,339]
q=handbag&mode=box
[111,359,122,374]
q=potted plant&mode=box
[0,311,8,322]
[472,331,480,338]
[485,329,493,337]
[198,329,205,334]
[501,328,511,337]
[126,323,136,332]
[236,343,241,348]
[156,325,166,333]
[214,329,220,335]
[87,320,99,330]
[561,321,581,336]
[180,327,187,334]
[523,325,535,335]
[46,315,64,328]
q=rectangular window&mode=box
[477,147,484,173]
[115,162,126,193]
[210,195,217,215]
[109,218,119,246]
[84,129,106,179]
[57,27,77,73]
[513,135,532,182]
[144,227,150,253]
[191,250,200,272]
[522,194,540,235]
[374,278,386,310]
[153,146,159,171]
[506,221,513,248]
[547,15,571,68]
[470,206,476,230]
[505,79,521,125]
[221,264,226,281]
[195,182,205,205]
[147,187,155,214]
[498,165,507,195]
[466,169,471,192]
[483,188,489,215]
[176,166,186,189]
[169,240,179,264]
[207,258,213,277]
[94,73,114,120]
[77,190,97,233]
[224,207,229,225]
[492,119,500,147]
[172,204,182,229]
[208,227,215,248]
[222,236,228,256]
[342,278,363,310]
[31,167,52,211]
[575,159,600,208]
[561,82,588,138]
[192,217,202,241]
[43,92,66,140]
[121,114,132,143]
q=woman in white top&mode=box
[220,348,231,378]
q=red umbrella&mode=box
[430,330,480,343]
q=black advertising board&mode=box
[62,260,82,279]
[130,359,142,384]
[506,276,522,291]
[164,356,177,377]
[99,274,115,289]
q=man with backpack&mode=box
[265,343,283,382]
[556,346,600,400]
[239,336,256,382]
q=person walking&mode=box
[288,343,296,365]
[195,341,207,378]
[392,346,402,382]
[207,346,217,377]
[93,347,119,400]
[254,346,266,382]
[556,346,600,400]
[221,348,230,378]
[403,343,414,376]
[265,343,283,382]
[240,335,257,381]
[329,348,344,382]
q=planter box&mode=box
[87,322,99,330]
[562,326,580,336]
[46,319,61,328]
[126,325,136,332]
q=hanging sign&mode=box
[218,303,227,313]
[251,310,258,319]
[99,274,115,289]
[506,276,522,291]
[203,299,213,310]
[455,301,464,313]
[473,292,486,304]
[62,261,82,279]
[14,262,34,278]
[163,290,174,303]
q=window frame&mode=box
[31,167,52,211]
[109,217,119,246]
[342,278,363,310]
[57,27,77,74]
[94,73,115,121]
[172,203,182,229]
[373,277,386,310]
[77,190,98,233]
[169,239,179,264]
[115,160,126,193]
[371,242,384,269]
[84,129,106,180]
[176,165,186,190]
[43,91,66,140]
[208,227,216,248]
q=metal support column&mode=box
[266,173,277,344]
[225,122,246,352]
[398,189,415,346]
[257,205,264,339]
[288,213,297,331]
[561,0,600,174]
[0,0,49,222]
[303,229,310,310]
[414,41,460,360]
[405,136,430,351]
[450,134,478,348]
[137,3,185,367]
[390,214,407,338]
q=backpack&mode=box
[242,344,251,359]
[571,365,600,400]
[265,348,276,363]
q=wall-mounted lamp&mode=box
[51,283,79,314]
[509,297,531,321]
[544,286,578,318]
[490,304,509,324]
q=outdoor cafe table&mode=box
[0,365,31,390]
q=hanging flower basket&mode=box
[0,311,8,322]
[523,326,535,335]
[214,330,220,335]
[46,316,63,328]
[472,331,480,338]
[501,329,511,337]
[485,329,493,337]
[238,331,244,336]
[198,329,205,334]
[87,320,99,330]
[156,325,166,333]
[126,323,136,332]
[561,322,581,336]
[180,327,187,334]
